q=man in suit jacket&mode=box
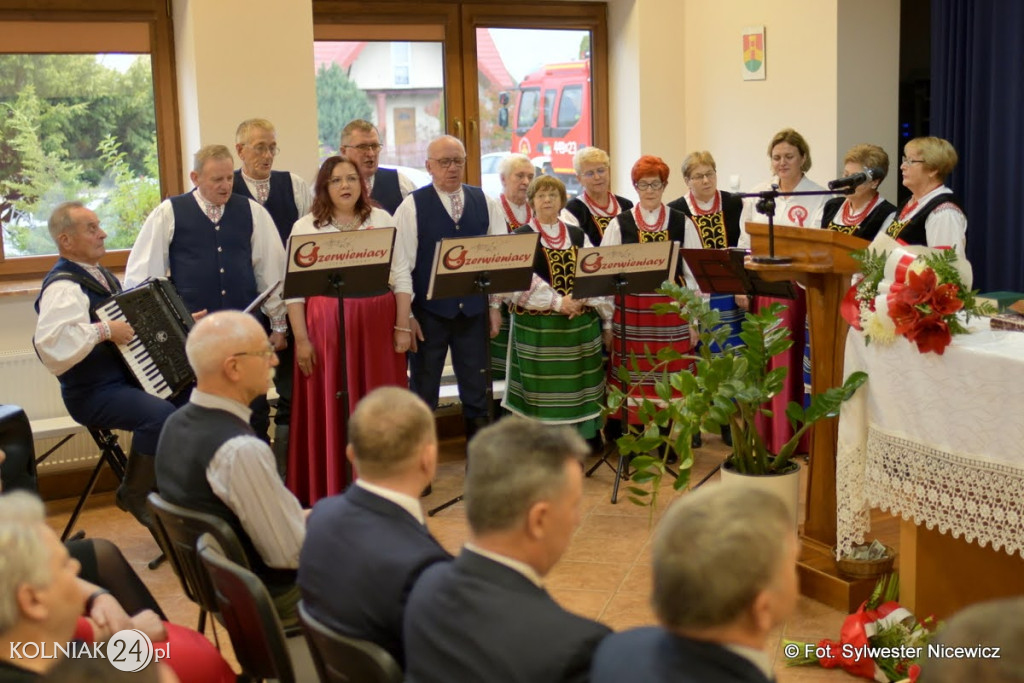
[590,486,799,683]
[298,386,450,667]
[404,417,610,683]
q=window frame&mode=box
[0,0,183,282]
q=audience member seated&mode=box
[155,310,306,628]
[0,492,233,683]
[43,656,175,682]
[33,202,179,528]
[918,596,1024,683]
[590,485,798,683]
[298,386,451,668]
[403,417,610,683]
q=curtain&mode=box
[931,0,1024,292]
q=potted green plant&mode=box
[605,281,867,516]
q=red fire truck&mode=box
[500,60,591,191]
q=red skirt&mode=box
[287,292,408,506]
[608,292,694,424]
[752,289,809,454]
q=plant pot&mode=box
[719,459,801,529]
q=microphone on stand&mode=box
[827,168,884,191]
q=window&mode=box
[557,84,583,128]
[516,88,541,130]
[391,41,411,86]
[0,4,182,280]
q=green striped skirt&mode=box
[502,308,606,435]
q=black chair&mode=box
[146,492,248,638]
[197,533,296,683]
[0,405,37,493]
[298,601,403,683]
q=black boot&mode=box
[720,425,733,447]
[464,416,491,447]
[272,424,290,481]
[116,451,156,529]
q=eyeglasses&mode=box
[581,166,608,179]
[232,344,277,361]
[430,157,466,169]
[342,143,383,154]
[901,156,926,166]
[249,144,280,157]
[688,171,716,182]
[635,181,665,191]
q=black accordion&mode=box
[96,279,195,399]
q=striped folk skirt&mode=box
[490,305,511,381]
[608,292,695,423]
[502,307,606,437]
[708,293,744,354]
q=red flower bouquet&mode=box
[784,574,937,682]
[841,235,992,355]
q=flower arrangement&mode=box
[843,235,993,355]
[784,573,938,683]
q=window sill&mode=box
[0,269,127,298]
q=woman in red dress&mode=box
[286,156,407,505]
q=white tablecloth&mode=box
[836,321,1024,558]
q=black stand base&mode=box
[427,494,462,517]
[750,254,794,265]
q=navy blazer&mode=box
[404,549,611,683]
[297,484,451,667]
[591,627,773,683]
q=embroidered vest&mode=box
[564,195,634,247]
[885,193,964,246]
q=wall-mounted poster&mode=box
[742,26,766,81]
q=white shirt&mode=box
[125,191,288,326]
[600,204,703,292]
[391,185,508,296]
[34,260,110,375]
[194,389,306,569]
[889,184,967,256]
[354,479,426,525]
[284,207,397,304]
[738,175,830,248]
[238,170,313,218]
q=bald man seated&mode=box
[298,386,451,667]
[154,310,306,627]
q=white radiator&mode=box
[0,349,130,473]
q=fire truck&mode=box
[499,60,591,192]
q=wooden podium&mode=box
[745,223,874,611]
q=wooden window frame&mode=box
[0,0,182,283]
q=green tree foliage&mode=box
[315,63,372,153]
[0,54,158,256]
[95,136,160,250]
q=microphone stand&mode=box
[737,184,851,265]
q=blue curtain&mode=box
[931,0,1024,292]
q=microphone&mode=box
[827,168,883,191]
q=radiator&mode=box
[0,349,131,473]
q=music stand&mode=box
[283,227,396,488]
[573,241,679,504]
[424,232,539,517]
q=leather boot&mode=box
[116,451,156,529]
[272,424,290,481]
[464,416,491,449]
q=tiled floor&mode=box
[44,434,892,681]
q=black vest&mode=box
[410,185,490,319]
[616,206,690,245]
[666,190,743,247]
[885,192,965,246]
[155,401,296,590]
[34,259,130,398]
[168,192,258,314]
[513,223,586,293]
[232,170,298,246]
[820,196,897,241]
[564,194,634,247]
[372,167,404,215]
